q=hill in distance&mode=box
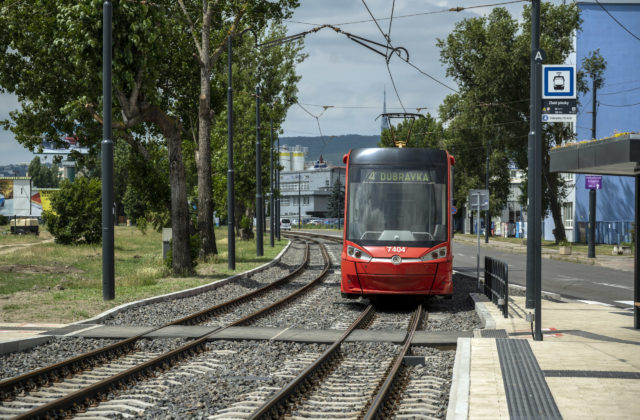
[279,134,380,167]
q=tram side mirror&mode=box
[343,154,348,164]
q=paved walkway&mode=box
[454,235,634,272]
[454,294,640,419]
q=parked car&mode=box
[280,218,291,231]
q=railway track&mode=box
[0,236,332,419]
[233,305,426,420]
[1,231,468,419]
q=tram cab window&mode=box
[347,165,448,246]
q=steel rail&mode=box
[169,241,310,326]
[11,239,332,419]
[247,304,375,420]
[363,304,426,419]
[227,241,331,327]
[0,239,310,403]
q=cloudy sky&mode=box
[0,0,627,165]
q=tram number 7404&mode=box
[386,246,406,253]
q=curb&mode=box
[77,240,292,325]
[1,241,291,354]
[470,293,496,329]
[446,337,471,420]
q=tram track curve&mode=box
[0,236,335,419]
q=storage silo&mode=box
[292,146,305,172]
[279,147,291,172]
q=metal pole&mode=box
[588,189,596,258]
[532,0,543,341]
[298,172,301,229]
[476,193,481,290]
[485,139,490,244]
[269,113,274,247]
[635,176,639,329]
[101,0,114,301]
[227,36,235,270]
[526,0,540,310]
[255,86,263,256]
[276,136,281,241]
[588,79,597,259]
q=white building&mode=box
[279,146,345,221]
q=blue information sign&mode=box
[542,65,576,99]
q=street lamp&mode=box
[226,28,257,270]
[102,0,114,300]
[255,85,263,256]
[269,105,275,247]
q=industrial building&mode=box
[278,146,345,222]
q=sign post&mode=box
[585,175,602,258]
[469,189,489,289]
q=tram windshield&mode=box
[346,165,448,247]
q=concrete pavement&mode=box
[449,292,640,419]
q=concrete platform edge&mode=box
[447,337,471,420]
[470,293,496,329]
[0,336,52,355]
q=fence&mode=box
[575,220,633,244]
[484,256,509,318]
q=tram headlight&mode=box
[421,246,447,261]
[347,245,372,262]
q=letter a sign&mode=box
[533,48,546,63]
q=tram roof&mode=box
[549,133,640,176]
[348,148,447,166]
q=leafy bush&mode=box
[164,233,199,272]
[136,217,148,235]
[43,178,102,244]
[0,215,8,226]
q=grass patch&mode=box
[0,226,287,323]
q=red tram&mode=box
[340,148,455,298]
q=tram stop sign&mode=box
[468,189,489,211]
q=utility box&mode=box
[162,228,172,260]
[10,217,39,235]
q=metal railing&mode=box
[484,256,509,318]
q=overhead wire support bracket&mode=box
[257,24,408,62]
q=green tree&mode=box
[210,24,303,236]
[328,177,344,219]
[581,49,607,139]
[378,113,445,149]
[28,157,60,188]
[0,1,197,274]
[175,0,299,258]
[437,3,581,242]
[43,177,102,244]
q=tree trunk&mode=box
[195,5,217,259]
[167,130,192,275]
[196,63,217,258]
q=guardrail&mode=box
[484,256,508,318]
